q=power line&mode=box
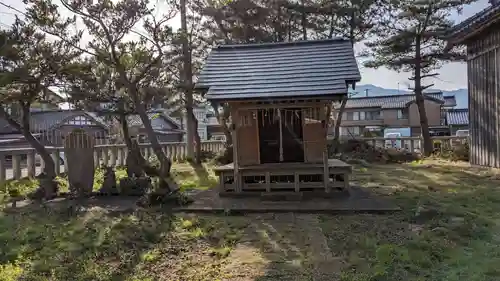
[0,1,25,16]
[434,76,466,88]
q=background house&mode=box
[334,92,458,137]
[446,108,469,135]
[0,110,110,149]
[167,105,224,141]
[127,110,184,143]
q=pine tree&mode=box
[363,0,470,156]
[0,18,82,198]
[26,0,180,192]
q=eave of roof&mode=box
[447,3,500,46]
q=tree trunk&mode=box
[118,110,144,177]
[0,104,56,179]
[135,101,173,188]
[6,103,58,199]
[118,111,133,149]
[301,0,307,40]
[181,0,195,161]
[190,110,202,164]
[332,97,347,154]
[414,38,433,156]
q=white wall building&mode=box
[177,105,210,142]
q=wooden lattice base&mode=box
[213,159,351,194]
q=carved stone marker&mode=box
[64,129,95,196]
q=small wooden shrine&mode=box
[195,39,361,194]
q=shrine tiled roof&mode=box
[447,2,500,44]
[195,38,361,101]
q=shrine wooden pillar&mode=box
[232,108,242,192]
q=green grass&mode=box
[0,162,218,203]
[320,159,500,281]
[0,210,248,280]
[1,159,500,280]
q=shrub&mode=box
[451,142,469,161]
[432,141,469,161]
[198,150,217,161]
[330,139,421,163]
[213,145,233,165]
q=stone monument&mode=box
[64,129,95,196]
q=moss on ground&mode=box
[0,159,499,280]
[0,162,217,203]
[320,159,500,281]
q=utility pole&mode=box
[180,0,194,161]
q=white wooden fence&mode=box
[0,141,225,183]
[0,136,469,184]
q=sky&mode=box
[0,0,492,92]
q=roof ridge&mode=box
[30,109,84,115]
[350,92,443,100]
[216,38,350,50]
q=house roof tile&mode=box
[195,38,361,101]
[0,110,110,135]
[345,92,446,109]
[127,110,183,133]
[447,108,469,125]
[29,110,109,132]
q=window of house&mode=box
[397,109,409,119]
[2,105,12,115]
[66,115,94,126]
[341,126,360,136]
[138,134,147,143]
[349,127,360,135]
[364,111,372,120]
[364,111,381,120]
[352,112,359,121]
[359,111,365,120]
[211,134,226,141]
[345,112,353,121]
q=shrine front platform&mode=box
[213,159,352,194]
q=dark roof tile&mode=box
[196,39,361,101]
[345,93,446,109]
[0,110,109,135]
[447,108,468,125]
[127,110,182,132]
[448,3,500,43]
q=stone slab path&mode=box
[226,213,344,281]
[296,214,345,281]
